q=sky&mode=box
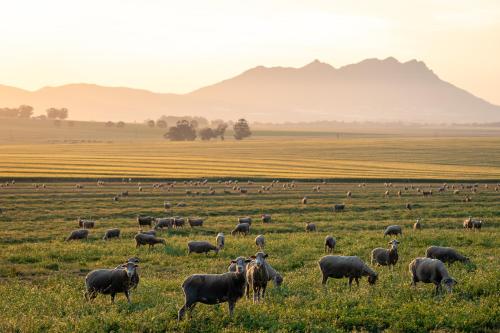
[1,0,500,104]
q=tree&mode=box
[116,121,125,128]
[105,121,115,127]
[59,108,68,120]
[164,120,197,141]
[199,127,215,141]
[233,119,251,140]
[18,105,34,118]
[146,120,155,128]
[46,107,69,120]
[156,120,167,128]
[213,123,228,140]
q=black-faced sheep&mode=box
[334,204,345,212]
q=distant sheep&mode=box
[66,229,89,241]
[154,218,173,230]
[231,223,250,236]
[255,235,265,250]
[261,214,272,223]
[216,232,225,249]
[238,217,252,225]
[137,216,154,227]
[413,218,422,230]
[319,255,378,288]
[305,222,316,232]
[188,218,204,228]
[333,204,345,212]
[324,235,336,253]
[187,241,219,255]
[384,225,402,237]
[302,197,308,204]
[103,228,120,240]
[78,218,95,229]
[409,257,457,294]
[134,233,166,248]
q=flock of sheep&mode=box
[57,179,491,321]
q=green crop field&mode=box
[0,180,498,332]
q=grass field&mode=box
[1,137,500,179]
[0,180,498,332]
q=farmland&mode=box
[0,180,498,332]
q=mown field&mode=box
[1,136,500,179]
[0,180,498,332]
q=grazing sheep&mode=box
[346,191,352,198]
[178,256,251,320]
[425,246,470,264]
[134,233,166,248]
[216,232,225,249]
[413,218,422,230]
[319,255,378,288]
[463,217,482,230]
[164,201,172,209]
[173,217,185,228]
[261,214,272,223]
[103,228,120,240]
[85,261,138,303]
[333,204,345,212]
[302,197,308,204]
[246,252,269,303]
[78,218,95,229]
[384,190,390,197]
[384,225,402,237]
[264,262,283,288]
[120,191,129,197]
[66,229,89,241]
[188,218,204,228]
[115,257,140,291]
[409,257,457,294]
[406,203,412,210]
[187,241,219,255]
[238,217,252,225]
[305,222,317,232]
[422,190,433,197]
[324,235,336,253]
[113,196,120,202]
[177,202,187,207]
[371,239,400,268]
[255,235,265,250]
[231,223,250,236]
[137,216,154,227]
[154,218,173,230]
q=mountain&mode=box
[1,57,499,123]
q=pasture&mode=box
[0,180,498,332]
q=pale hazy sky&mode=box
[1,0,500,104]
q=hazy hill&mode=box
[1,57,499,123]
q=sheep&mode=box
[261,214,272,223]
[164,201,172,209]
[231,223,250,236]
[114,257,140,291]
[305,222,316,232]
[319,255,378,288]
[425,246,470,264]
[173,217,185,228]
[154,218,173,230]
[103,228,120,240]
[346,191,352,198]
[228,259,283,288]
[177,202,187,207]
[66,229,89,241]
[371,239,400,268]
[463,217,482,230]
[384,225,402,237]
[246,252,269,303]
[216,232,225,249]
[238,217,252,225]
[324,235,336,253]
[413,218,422,230]
[187,241,219,255]
[406,203,412,210]
[188,218,204,228]
[255,235,265,250]
[178,256,251,320]
[78,218,95,229]
[302,197,308,204]
[409,257,457,294]
[85,261,138,304]
[422,190,433,197]
[333,204,345,212]
[134,233,166,248]
[137,216,154,227]
[384,190,390,197]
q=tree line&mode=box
[163,118,251,141]
[0,105,69,120]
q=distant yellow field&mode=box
[1,136,500,179]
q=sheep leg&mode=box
[124,290,131,303]
[110,293,115,304]
[321,274,328,286]
[348,277,353,290]
[253,285,258,303]
[228,301,236,317]
[262,284,267,300]
[355,278,359,287]
[246,282,250,299]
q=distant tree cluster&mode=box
[46,107,68,120]
[199,123,228,141]
[233,119,252,140]
[164,120,197,141]
[0,105,34,118]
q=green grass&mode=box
[0,181,498,332]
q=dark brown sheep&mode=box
[85,261,138,303]
[66,229,89,241]
[187,241,219,255]
[134,233,166,248]
[178,256,251,320]
[333,204,345,212]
